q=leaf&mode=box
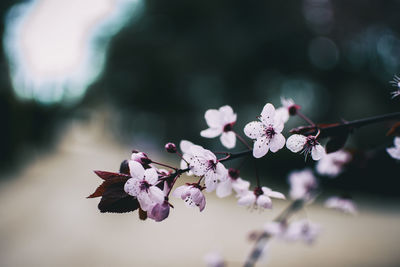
[97,181,140,213]
[325,133,349,154]
[93,170,130,180]
[87,176,129,198]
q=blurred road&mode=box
[1,120,400,267]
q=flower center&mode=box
[265,126,276,139]
[207,160,217,171]
[139,181,150,191]
[254,186,263,197]
[223,123,233,132]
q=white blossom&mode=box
[387,137,400,160]
[264,220,320,244]
[172,185,206,211]
[124,161,164,211]
[325,196,357,215]
[275,97,298,123]
[186,144,228,192]
[316,150,352,177]
[288,169,318,200]
[179,140,195,175]
[237,186,285,209]
[200,105,237,149]
[215,168,250,198]
[286,134,325,161]
[244,103,286,158]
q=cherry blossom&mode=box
[172,184,206,211]
[131,150,152,167]
[288,169,318,200]
[316,150,352,177]
[200,105,237,149]
[325,196,357,215]
[386,137,400,160]
[186,144,228,192]
[124,161,165,211]
[237,186,285,209]
[264,220,320,244]
[275,97,300,123]
[215,168,250,198]
[244,103,286,158]
[148,201,171,222]
[179,140,194,175]
[389,75,400,99]
[286,134,325,161]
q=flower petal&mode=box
[311,144,325,161]
[219,105,237,123]
[394,137,400,148]
[204,171,219,192]
[148,186,165,204]
[124,178,140,197]
[256,195,272,209]
[180,140,194,153]
[128,160,145,179]
[172,185,188,198]
[237,192,256,206]
[269,133,286,153]
[261,103,275,125]
[220,131,236,149]
[275,107,289,123]
[216,179,233,198]
[205,109,222,128]
[144,168,159,185]
[253,137,270,158]
[201,128,222,138]
[244,121,265,139]
[286,134,307,153]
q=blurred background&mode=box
[0,0,400,266]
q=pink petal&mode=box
[237,192,256,206]
[144,168,159,185]
[256,195,272,209]
[180,140,194,153]
[216,179,233,198]
[244,121,265,139]
[201,128,222,138]
[253,137,270,158]
[219,105,237,123]
[260,103,275,125]
[172,185,188,198]
[311,144,325,161]
[205,109,222,128]
[128,160,145,179]
[148,186,165,204]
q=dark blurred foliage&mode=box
[0,0,399,195]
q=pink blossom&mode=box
[215,168,251,198]
[288,169,318,200]
[237,186,285,209]
[179,140,194,175]
[325,196,357,215]
[124,161,164,211]
[147,201,170,222]
[186,144,228,192]
[200,105,237,149]
[316,150,352,177]
[131,150,152,166]
[286,134,325,161]
[172,185,206,211]
[387,137,400,160]
[244,103,286,158]
[275,97,300,123]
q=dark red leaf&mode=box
[93,170,130,180]
[87,176,130,198]
[97,180,140,213]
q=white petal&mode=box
[269,133,286,153]
[263,187,285,199]
[180,140,194,153]
[144,168,159,184]
[219,105,237,123]
[311,144,325,161]
[244,121,265,139]
[237,192,256,206]
[232,178,250,196]
[216,179,233,198]
[149,186,165,204]
[128,160,145,179]
[205,109,223,128]
[216,162,228,177]
[394,137,400,148]
[387,147,400,160]
[172,185,188,198]
[275,107,289,123]
[256,195,272,209]
[253,137,270,158]
[273,120,284,133]
[124,178,140,197]
[204,171,219,192]
[260,103,276,125]
[200,128,222,138]
[286,134,307,153]
[137,193,153,211]
[220,131,236,149]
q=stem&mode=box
[234,131,253,150]
[219,150,252,162]
[254,160,260,187]
[296,110,316,126]
[290,112,400,138]
[243,199,305,267]
[151,160,178,170]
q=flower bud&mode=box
[165,142,177,153]
[288,104,301,116]
[228,168,240,179]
